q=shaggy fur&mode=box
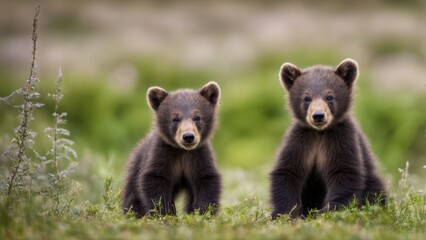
[123,82,222,217]
[270,59,387,219]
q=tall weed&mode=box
[0,5,78,224]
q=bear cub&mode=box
[270,59,387,219]
[123,82,222,217]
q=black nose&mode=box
[312,112,325,123]
[182,133,195,144]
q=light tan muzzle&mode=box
[175,119,200,150]
[306,99,333,130]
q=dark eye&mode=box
[172,117,180,123]
[193,116,201,122]
[326,95,334,101]
[304,96,311,103]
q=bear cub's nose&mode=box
[312,112,325,123]
[183,133,195,144]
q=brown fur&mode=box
[123,82,222,217]
[270,59,387,219]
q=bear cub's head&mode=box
[147,82,220,150]
[279,58,358,130]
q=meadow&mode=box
[1,1,426,239]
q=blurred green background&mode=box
[1,0,425,203]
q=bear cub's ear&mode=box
[279,63,301,91]
[147,87,168,111]
[199,81,221,105]
[335,58,359,88]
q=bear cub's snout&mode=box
[306,98,333,130]
[175,119,200,150]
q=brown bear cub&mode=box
[270,59,387,219]
[123,82,222,218]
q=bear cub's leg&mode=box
[141,173,177,215]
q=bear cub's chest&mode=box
[170,152,197,180]
[305,135,329,172]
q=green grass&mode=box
[1,167,425,240]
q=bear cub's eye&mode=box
[172,117,180,123]
[193,116,201,123]
[304,96,312,103]
[326,95,334,101]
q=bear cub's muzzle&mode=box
[175,120,200,150]
[307,99,333,130]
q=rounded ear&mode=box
[199,81,220,105]
[335,58,359,88]
[147,87,168,111]
[279,63,301,91]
